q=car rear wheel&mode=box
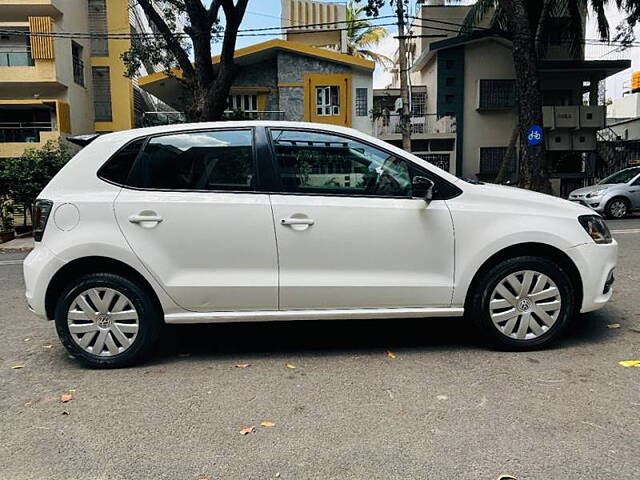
[605,198,629,219]
[55,273,162,368]
[468,256,575,350]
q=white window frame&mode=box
[227,94,258,112]
[315,86,340,116]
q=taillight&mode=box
[33,199,53,242]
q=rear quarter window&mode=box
[98,138,145,185]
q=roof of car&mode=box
[95,121,364,143]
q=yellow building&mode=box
[0,0,153,158]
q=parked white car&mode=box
[24,122,617,367]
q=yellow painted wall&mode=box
[91,0,134,132]
[303,73,352,127]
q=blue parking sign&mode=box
[527,125,543,146]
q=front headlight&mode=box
[578,215,612,244]
[585,189,606,198]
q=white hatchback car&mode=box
[24,122,617,368]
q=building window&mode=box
[71,41,84,86]
[355,88,368,117]
[92,66,112,122]
[88,0,108,56]
[411,92,426,115]
[227,94,258,112]
[478,79,516,110]
[416,153,450,172]
[479,147,514,175]
[316,86,340,116]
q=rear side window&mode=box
[99,138,144,185]
[127,130,255,191]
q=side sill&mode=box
[164,307,465,324]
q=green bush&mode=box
[0,139,73,229]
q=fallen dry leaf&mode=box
[386,350,397,359]
[60,393,73,403]
[23,338,31,342]
[496,476,517,480]
[260,421,275,427]
[619,360,640,367]
[42,344,53,349]
[11,365,24,369]
[239,425,256,435]
[607,323,621,329]
[235,363,250,368]
[286,363,296,369]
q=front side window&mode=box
[270,129,414,197]
[127,130,255,191]
[316,86,340,116]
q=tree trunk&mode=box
[501,0,552,194]
[395,0,411,152]
[494,123,518,184]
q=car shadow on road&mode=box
[148,309,613,365]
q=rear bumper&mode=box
[565,240,618,313]
[23,244,65,320]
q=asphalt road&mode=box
[1,218,639,480]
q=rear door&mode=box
[113,128,278,312]
[267,128,455,310]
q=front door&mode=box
[304,73,352,127]
[114,128,278,312]
[267,128,455,310]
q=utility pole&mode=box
[395,0,412,152]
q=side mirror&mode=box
[412,176,435,205]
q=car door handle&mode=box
[280,217,315,226]
[129,214,163,224]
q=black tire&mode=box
[467,256,575,351]
[604,197,630,219]
[55,273,162,368]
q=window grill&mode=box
[478,79,516,110]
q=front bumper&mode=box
[568,197,605,213]
[565,240,618,313]
[23,244,66,320]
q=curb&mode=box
[0,246,34,253]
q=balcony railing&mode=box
[141,110,287,127]
[0,122,53,143]
[374,114,456,137]
[222,110,286,121]
[0,49,35,67]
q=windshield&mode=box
[598,167,640,185]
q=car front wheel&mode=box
[54,273,162,368]
[605,198,629,219]
[468,256,575,350]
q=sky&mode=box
[212,0,639,99]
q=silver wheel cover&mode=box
[489,270,562,340]
[67,288,139,356]
[609,200,627,218]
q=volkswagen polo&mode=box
[23,122,617,367]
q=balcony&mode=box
[0,49,35,67]
[374,114,456,140]
[0,1,63,20]
[0,121,59,157]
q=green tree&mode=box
[122,0,249,122]
[2,140,73,227]
[461,0,640,192]
[346,2,394,69]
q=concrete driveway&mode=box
[1,218,639,480]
